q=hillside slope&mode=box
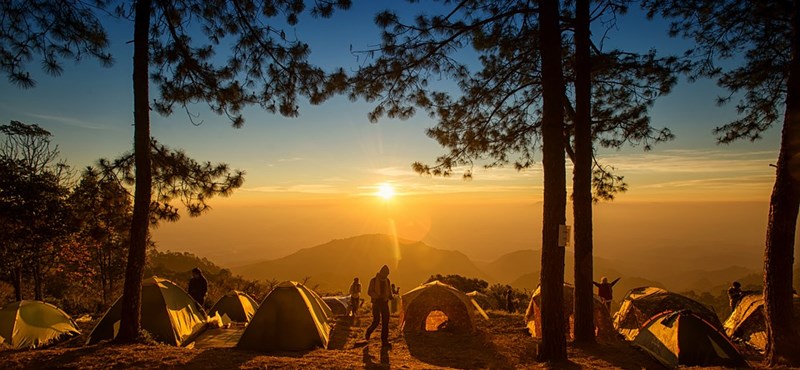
[233,234,487,293]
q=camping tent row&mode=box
[723,293,800,352]
[0,300,81,349]
[612,286,745,368]
[85,277,333,352]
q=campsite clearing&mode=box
[1,309,767,369]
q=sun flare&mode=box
[376,183,396,200]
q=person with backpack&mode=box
[365,265,393,347]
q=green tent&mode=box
[614,286,723,341]
[237,281,332,351]
[86,276,207,346]
[0,300,80,349]
[209,290,259,323]
[633,309,746,368]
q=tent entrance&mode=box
[425,310,449,332]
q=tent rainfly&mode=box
[209,290,259,323]
[633,309,746,368]
[525,283,615,340]
[723,293,800,351]
[0,300,80,349]
[86,276,208,346]
[321,296,349,316]
[613,286,723,341]
[237,281,332,352]
[400,280,488,333]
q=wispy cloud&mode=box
[244,184,340,194]
[640,175,774,189]
[601,149,775,174]
[25,112,115,131]
[277,157,303,162]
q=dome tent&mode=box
[237,281,332,352]
[0,300,80,349]
[613,286,722,341]
[86,276,208,346]
[321,296,349,316]
[723,293,800,351]
[633,309,746,368]
[525,283,615,340]
[399,280,488,334]
[209,290,259,323]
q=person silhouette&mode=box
[365,265,393,348]
[593,276,620,311]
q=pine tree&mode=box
[2,0,351,341]
[644,0,800,364]
[350,0,680,351]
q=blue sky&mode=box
[0,1,781,203]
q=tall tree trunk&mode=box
[764,0,800,365]
[33,260,42,300]
[116,0,152,343]
[11,266,22,301]
[537,0,568,362]
[572,0,595,344]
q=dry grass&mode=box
[1,310,767,369]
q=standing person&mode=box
[728,281,743,310]
[188,267,208,306]
[593,276,620,311]
[348,277,361,317]
[505,287,515,313]
[365,265,393,347]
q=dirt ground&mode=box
[0,310,769,369]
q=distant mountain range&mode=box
[231,233,768,296]
[233,234,487,293]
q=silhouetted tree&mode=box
[350,0,679,357]
[70,167,132,305]
[3,0,351,341]
[644,0,800,365]
[537,0,568,360]
[0,121,73,300]
[426,274,489,293]
[102,138,244,338]
[571,0,594,343]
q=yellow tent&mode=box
[0,300,80,349]
[613,286,722,341]
[399,280,488,333]
[86,276,208,346]
[633,309,746,368]
[209,290,259,323]
[723,293,800,351]
[525,283,615,340]
[237,281,332,351]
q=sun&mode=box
[376,183,396,200]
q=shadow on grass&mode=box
[570,339,666,370]
[362,344,390,370]
[177,347,258,369]
[404,329,512,369]
[328,316,353,350]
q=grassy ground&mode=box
[0,310,766,369]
